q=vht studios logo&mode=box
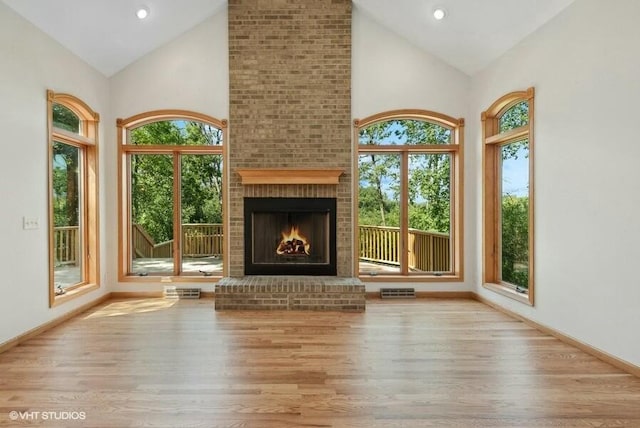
[9,410,86,421]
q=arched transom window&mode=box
[355,110,464,280]
[482,88,535,305]
[118,111,227,280]
[47,90,100,306]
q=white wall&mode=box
[107,9,229,293]
[471,0,640,367]
[0,3,110,345]
[3,0,637,370]
[109,9,229,120]
[352,7,474,292]
[352,6,470,120]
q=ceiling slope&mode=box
[3,0,575,77]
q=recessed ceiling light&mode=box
[136,6,149,20]
[433,8,446,20]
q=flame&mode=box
[276,225,311,255]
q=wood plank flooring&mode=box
[1,298,639,427]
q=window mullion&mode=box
[53,128,94,145]
[496,148,503,284]
[80,146,88,285]
[400,151,409,275]
[485,124,528,145]
[124,153,133,276]
[173,152,181,276]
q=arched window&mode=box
[47,90,100,306]
[482,88,534,305]
[355,110,464,280]
[117,111,227,280]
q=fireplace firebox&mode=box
[244,197,337,275]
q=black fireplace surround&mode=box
[244,197,337,275]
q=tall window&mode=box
[47,90,100,306]
[482,88,534,305]
[118,111,227,280]
[355,110,464,280]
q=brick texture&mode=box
[215,276,365,311]
[228,0,353,277]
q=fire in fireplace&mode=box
[277,225,310,256]
[244,197,337,275]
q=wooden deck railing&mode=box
[182,224,223,257]
[53,226,78,265]
[132,223,224,259]
[55,224,447,271]
[359,225,450,272]
[407,228,450,272]
[132,224,173,258]
[359,225,401,266]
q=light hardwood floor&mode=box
[1,298,639,427]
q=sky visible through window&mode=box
[501,142,529,197]
[359,120,452,203]
[360,121,527,197]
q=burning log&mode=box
[276,225,310,256]
[277,239,305,255]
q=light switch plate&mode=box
[23,216,40,230]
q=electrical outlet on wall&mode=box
[23,216,40,230]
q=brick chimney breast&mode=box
[228,0,352,277]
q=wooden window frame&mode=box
[481,87,535,305]
[353,109,465,282]
[117,110,229,282]
[47,90,100,307]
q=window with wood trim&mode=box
[482,87,535,305]
[354,110,464,281]
[118,111,227,281]
[47,90,100,306]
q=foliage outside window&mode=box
[47,90,100,306]
[118,111,227,280]
[355,110,464,280]
[482,88,535,305]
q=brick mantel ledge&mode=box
[236,168,344,185]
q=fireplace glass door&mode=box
[244,198,336,275]
[252,212,329,265]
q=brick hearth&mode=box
[215,276,365,311]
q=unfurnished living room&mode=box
[1,0,639,427]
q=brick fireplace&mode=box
[216,0,364,310]
[244,196,337,276]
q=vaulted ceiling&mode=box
[2,0,575,77]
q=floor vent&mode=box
[163,286,201,299]
[380,288,416,299]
